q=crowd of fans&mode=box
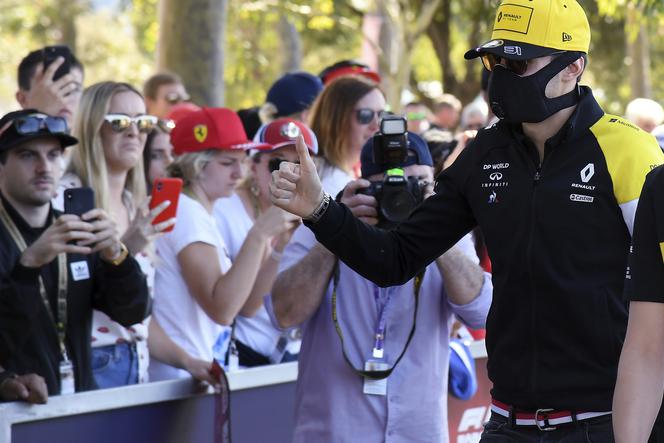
[1,21,664,440]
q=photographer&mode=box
[269,128,491,441]
[0,110,150,399]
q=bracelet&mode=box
[304,192,331,224]
[103,242,129,266]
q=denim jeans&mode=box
[91,342,139,389]
[480,412,614,442]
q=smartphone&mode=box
[64,187,95,217]
[150,178,182,232]
[42,45,72,82]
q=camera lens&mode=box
[381,188,417,223]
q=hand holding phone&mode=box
[120,179,181,255]
[150,178,182,233]
[42,46,72,82]
[64,187,95,217]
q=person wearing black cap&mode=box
[271,0,664,440]
[270,132,491,442]
[0,110,150,400]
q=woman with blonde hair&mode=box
[60,81,215,388]
[150,108,299,379]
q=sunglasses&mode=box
[14,114,68,135]
[356,108,388,125]
[157,118,176,134]
[165,92,191,105]
[481,51,565,76]
[104,114,158,134]
[268,157,300,173]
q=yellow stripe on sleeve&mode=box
[590,115,664,205]
[660,242,664,264]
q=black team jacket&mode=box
[306,87,664,411]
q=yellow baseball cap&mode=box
[465,0,590,61]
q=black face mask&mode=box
[488,52,582,124]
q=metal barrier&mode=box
[0,362,298,443]
[0,342,488,443]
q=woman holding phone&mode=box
[149,107,300,380]
[58,81,216,388]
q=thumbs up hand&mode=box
[269,135,325,219]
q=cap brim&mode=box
[0,132,78,152]
[464,39,561,61]
[226,141,271,151]
[248,141,316,156]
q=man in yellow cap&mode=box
[269,0,664,440]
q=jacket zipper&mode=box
[526,157,544,403]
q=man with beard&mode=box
[0,110,150,401]
[269,0,664,440]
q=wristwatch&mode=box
[104,242,129,266]
[305,192,331,224]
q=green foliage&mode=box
[224,0,363,109]
[0,0,662,115]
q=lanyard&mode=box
[0,198,69,361]
[331,260,424,380]
[372,285,393,359]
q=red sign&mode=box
[447,357,492,443]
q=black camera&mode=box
[357,116,424,229]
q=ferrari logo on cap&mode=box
[194,124,208,143]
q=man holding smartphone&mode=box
[15,46,84,128]
[0,109,150,401]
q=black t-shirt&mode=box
[625,165,664,302]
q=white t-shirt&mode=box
[150,194,232,380]
[214,193,300,358]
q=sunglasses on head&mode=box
[268,157,300,173]
[481,51,566,76]
[14,114,69,135]
[356,108,388,125]
[104,114,158,134]
[165,92,191,105]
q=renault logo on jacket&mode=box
[580,163,595,183]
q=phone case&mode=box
[43,46,71,81]
[150,178,183,232]
[64,187,95,217]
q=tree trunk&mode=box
[55,0,81,50]
[375,0,441,113]
[427,0,487,104]
[377,2,403,112]
[278,14,302,73]
[158,0,228,106]
[626,5,651,99]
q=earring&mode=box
[250,179,260,198]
